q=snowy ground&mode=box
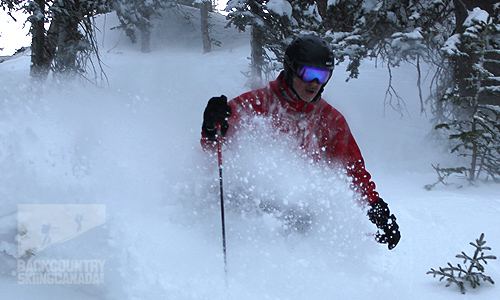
[0,8,499,300]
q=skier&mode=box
[200,35,401,250]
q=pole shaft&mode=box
[216,123,227,275]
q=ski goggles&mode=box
[297,66,332,84]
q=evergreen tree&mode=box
[113,0,169,53]
[289,0,322,32]
[51,0,111,77]
[0,0,22,10]
[27,0,58,79]
[427,233,496,294]
[322,0,368,79]
[322,0,435,79]
[225,0,296,86]
[435,7,500,182]
[318,1,500,184]
[113,0,218,54]
[1,0,55,79]
[2,0,111,81]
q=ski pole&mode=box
[216,122,228,277]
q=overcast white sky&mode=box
[0,10,31,56]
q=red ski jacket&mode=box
[202,72,379,205]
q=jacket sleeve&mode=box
[346,157,379,205]
[322,110,379,205]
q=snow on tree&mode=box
[225,0,297,86]
[113,0,217,54]
[51,0,111,77]
[1,0,111,81]
[317,1,500,184]
[434,6,500,183]
[113,0,169,53]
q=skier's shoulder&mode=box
[316,98,347,122]
[230,85,273,107]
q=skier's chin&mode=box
[302,91,318,102]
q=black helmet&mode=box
[284,35,334,82]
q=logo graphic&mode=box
[18,204,106,257]
[17,204,106,284]
[17,259,105,284]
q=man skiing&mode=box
[200,35,401,250]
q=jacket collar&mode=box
[270,72,319,115]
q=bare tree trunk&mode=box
[250,24,264,88]
[139,11,152,53]
[249,0,264,88]
[30,0,46,79]
[30,0,60,81]
[45,19,60,69]
[200,0,212,53]
[315,0,327,18]
[453,0,468,34]
[470,119,478,181]
[54,17,80,76]
[140,27,151,53]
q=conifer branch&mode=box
[427,233,496,294]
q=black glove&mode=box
[202,95,232,141]
[367,198,401,250]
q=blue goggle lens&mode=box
[297,66,331,84]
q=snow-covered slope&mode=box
[0,8,498,300]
